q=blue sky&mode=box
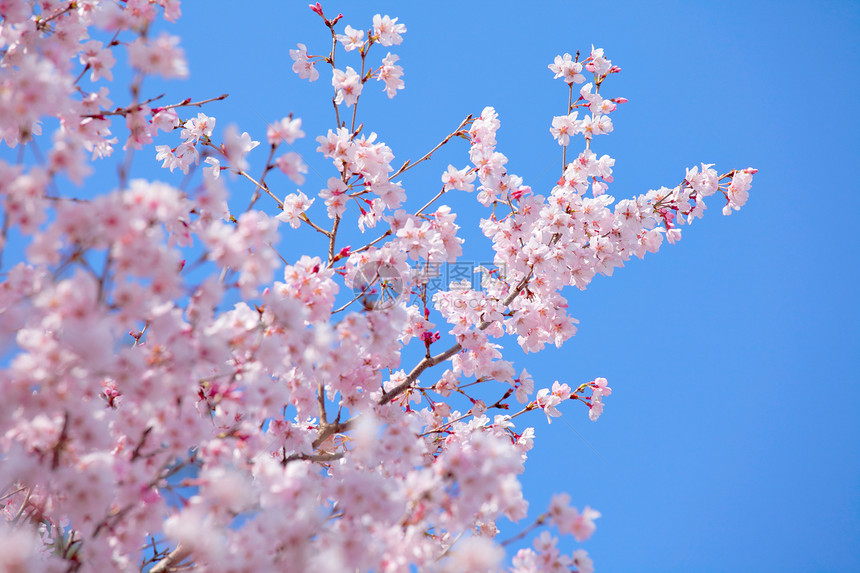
[7,1,860,571]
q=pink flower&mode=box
[155,144,180,172]
[0,0,30,24]
[123,105,157,150]
[581,114,613,139]
[580,82,617,116]
[548,494,601,541]
[571,506,601,541]
[377,53,404,98]
[203,156,221,179]
[181,113,216,144]
[548,53,585,84]
[372,14,406,46]
[277,191,314,229]
[275,152,308,185]
[152,108,180,133]
[319,176,349,218]
[586,46,612,76]
[591,377,612,399]
[514,368,534,403]
[337,24,366,51]
[290,43,319,81]
[589,398,604,421]
[686,163,719,197]
[550,112,581,146]
[535,388,562,423]
[723,171,753,215]
[441,536,504,573]
[358,197,386,232]
[434,370,459,397]
[267,117,305,145]
[573,549,595,573]
[128,33,188,78]
[221,125,259,172]
[441,164,476,192]
[0,524,43,572]
[79,40,116,82]
[332,66,363,107]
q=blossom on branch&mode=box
[0,4,755,572]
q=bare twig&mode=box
[389,115,472,180]
[149,544,192,573]
[82,94,228,119]
[236,170,283,209]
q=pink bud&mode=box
[510,185,531,200]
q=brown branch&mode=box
[236,170,283,209]
[298,212,332,237]
[414,184,448,217]
[155,94,229,112]
[283,451,344,466]
[389,115,472,180]
[148,544,192,573]
[246,144,278,212]
[351,230,392,255]
[81,94,228,119]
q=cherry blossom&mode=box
[377,52,405,98]
[337,24,365,51]
[181,112,216,144]
[275,151,308,184]
[277,191,314,228]
[221,124,259,172]
[550,112,582,146]
[332,66,363,107]
[78,40,116,82]
[127,33,188,78]
[442,164,477,192]
[0,4,755,572]
[372,14,406,46]
[548,52,585,84]
[290,42,319,81]
[267,116,305,145]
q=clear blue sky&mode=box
[17,1,860,571]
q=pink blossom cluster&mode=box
[291,10,406,101]
[0,2,754,572]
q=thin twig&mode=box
[236,170,283,209]
[149,544,192,573]
[389,115,472,180]
[500,516,546,547]
[81,94,228,119]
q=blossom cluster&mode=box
[291,11,406,102]
[0,2,753,572]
